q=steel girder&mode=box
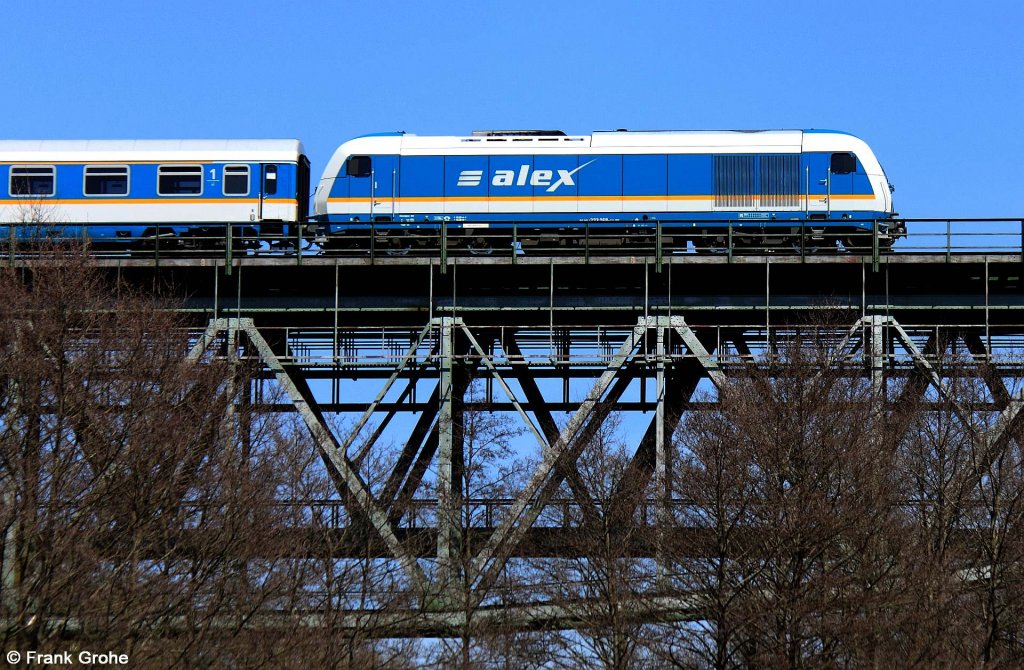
[186,312,1024,618]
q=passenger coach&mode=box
[0,139,310,248]
[314,129,899,252]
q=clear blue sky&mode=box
[2,0,1021,218]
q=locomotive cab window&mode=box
[157,165,203,195]
[10,166,55,197]
[84,165,129,196]
[223,165,250,196]
[263,165,278,195]
[345,155,372,177]
[830,152,857,175]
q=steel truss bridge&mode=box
[19,226,1024,636]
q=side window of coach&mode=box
[10,166,56,197]
[84,165,129,196]
[158,165,203,195]
[223,165,250,196]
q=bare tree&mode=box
[664,326,909,669]
[0,250,358,666]
[531,415,659,670]
[424,380,537,669]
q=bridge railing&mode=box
[4,218,1024,264]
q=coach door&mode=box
[297,155,311,222]
[257,164,278,221]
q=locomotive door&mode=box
[371,155,398,222]
[801,152,857,219]
[345,155,398,221]
[802,153,831,218]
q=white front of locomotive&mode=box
[314,135,404,221]
[802,131,893,216]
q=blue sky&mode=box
[2,0,1021,218]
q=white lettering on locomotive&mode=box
[457,160,595,193]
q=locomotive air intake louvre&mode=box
[760,154,800,208]
[714,154,799,209]
[714,155,756,208]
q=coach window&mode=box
[345,155,372,177]
[10,166,55,197]
[157,165,203,195]
[84,165,129,196]
[830,152,857,175]
[223,165,250,196]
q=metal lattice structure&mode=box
[36,251,1024,634]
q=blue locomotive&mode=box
[313,129,899,252]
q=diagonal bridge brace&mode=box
[465,319,654,606]
[188,318,429,592]
[608,319,723,526]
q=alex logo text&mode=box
[457,160,595,193]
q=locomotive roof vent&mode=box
[471,130,567,137]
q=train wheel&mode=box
[842,236,870,254]
[385,237,412,256]
[694,238,728,254]
[135,231,180,255]
[467,236,493,255]
[792,237,838,254]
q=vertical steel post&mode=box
[946,220,952,263]
[436,316,458,591]
[870,314,885,398]
[656,219,663,272]
[512,221,518,265]
[655,320,670,587]
[370,221,376,264]
[225,223,233,277]
[986,257,991,360]
[440,221,448,274]
[872,220,880,272]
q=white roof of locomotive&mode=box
[332,129,868,156]
[0,139,305,163]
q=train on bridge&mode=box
[0,129,900,254]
